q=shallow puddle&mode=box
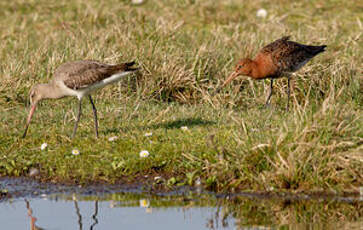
[0,178,362,229]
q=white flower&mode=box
[108,136,118,142]
[139,199,150,208]
[195,177,201,186]
[132,0,144,5]
[154,176,162,180]
[40,143,48,150]
[144,132,152,137]
[139,150,150,158]
[72,149,80,155]
[256,8,267,18]
[180,126,188,131]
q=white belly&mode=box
[61,71,134,100]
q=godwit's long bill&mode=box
[220,36,326,111]
[23,60,139,138]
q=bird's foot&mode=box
[264,103,272,109]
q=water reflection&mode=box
[90,201,98,230]
[0,192,361,230]
[24,198,100,230]
[25,199,44,230]
[74,199,82,229]
[73,198,99,230]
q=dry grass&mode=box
[0,0,362,192]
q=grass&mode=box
[0,0,362,193]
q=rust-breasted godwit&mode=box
[220,36,326,110]
[23,60,139,138]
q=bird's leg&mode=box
[286,76,291,111]
[72,99,82,139]
[264,79,273,107]
[88,95,99,138]
[90,200,99,229]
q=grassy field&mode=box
[0,0,362,193]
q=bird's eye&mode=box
[238,65,243,70]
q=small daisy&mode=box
[139,199,150,208]
[40,143,48,150]
[108,136,118,142]
[144,132,152,137]
[180,126,188,131]
[256,8,267,18]
[195,177,201,186]
[139,150,150,158]
[132,0,144,5]
[72,149,80,156]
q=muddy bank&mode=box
[0,177,361,204]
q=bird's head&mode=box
[29,84,45,107]
[220,58,253,88]
[22,84,46,138]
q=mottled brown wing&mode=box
[55,60,136,90]
[261,37,316,73]
[260,36,291,54]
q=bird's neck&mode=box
[250,54,277,79]
[245,59,261,79]
[38,83,66,100]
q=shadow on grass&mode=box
[101,118,215,135]
[149,117,215,129]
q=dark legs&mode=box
[264,79,273,107]
[264,77,292,111]
[90,201,99,230]
[71,96,99,139]
[72,99,82,139]
[286,77,291,111]
[74,200,83,230]
[89,95,99,138]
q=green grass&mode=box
[0,0,362,193]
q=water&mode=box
[2,198,224,230]
[0,178,362,230]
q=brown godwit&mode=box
[23,60,138,138]
[219,36,326,111]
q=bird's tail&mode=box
[306,45,327,55]
[123,61,139,72]
[112,61,139,73]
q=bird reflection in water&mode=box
[25,199,45,230]
[25,198,99,230]
[73,196,99,230]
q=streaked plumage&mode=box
[260,36,326,75]
[57,60,137,90]
[220,36,326,110]
[23,60,139,138]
